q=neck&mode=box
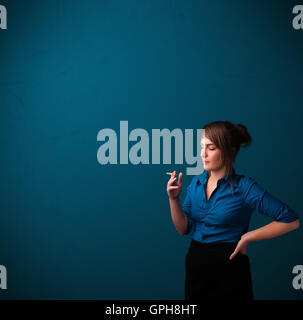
[208,166,228,182]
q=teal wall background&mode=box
[0,0,302,299]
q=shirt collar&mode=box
[198,167,238,187]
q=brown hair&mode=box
[202,121,252,195]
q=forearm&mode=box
[243,219,300,243]
[169,197,188,235]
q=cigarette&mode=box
[166,172,173,176]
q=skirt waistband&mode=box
[191,238,238,247]
[189,238,238,253]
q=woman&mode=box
[167,121,300,300]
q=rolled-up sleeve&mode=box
[182,178,196,235]
[242,177,299,223]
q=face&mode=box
[200,136,224,171]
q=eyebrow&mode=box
[200,143,215,146]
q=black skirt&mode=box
[185,238,254,300]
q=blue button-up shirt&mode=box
[182,168,299,243]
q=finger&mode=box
[229,250,237,260]
[168,177,177,186]
[168,186,180,190]
[178,172,183,185]
[168,172,177,185]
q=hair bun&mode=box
[234,124,252,147]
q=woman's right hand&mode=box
[167,171,183,200]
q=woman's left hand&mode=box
[229,234,251,260]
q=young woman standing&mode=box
[167,121,300,300]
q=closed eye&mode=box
[201,146,216,151]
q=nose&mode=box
[201,147,207,159]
